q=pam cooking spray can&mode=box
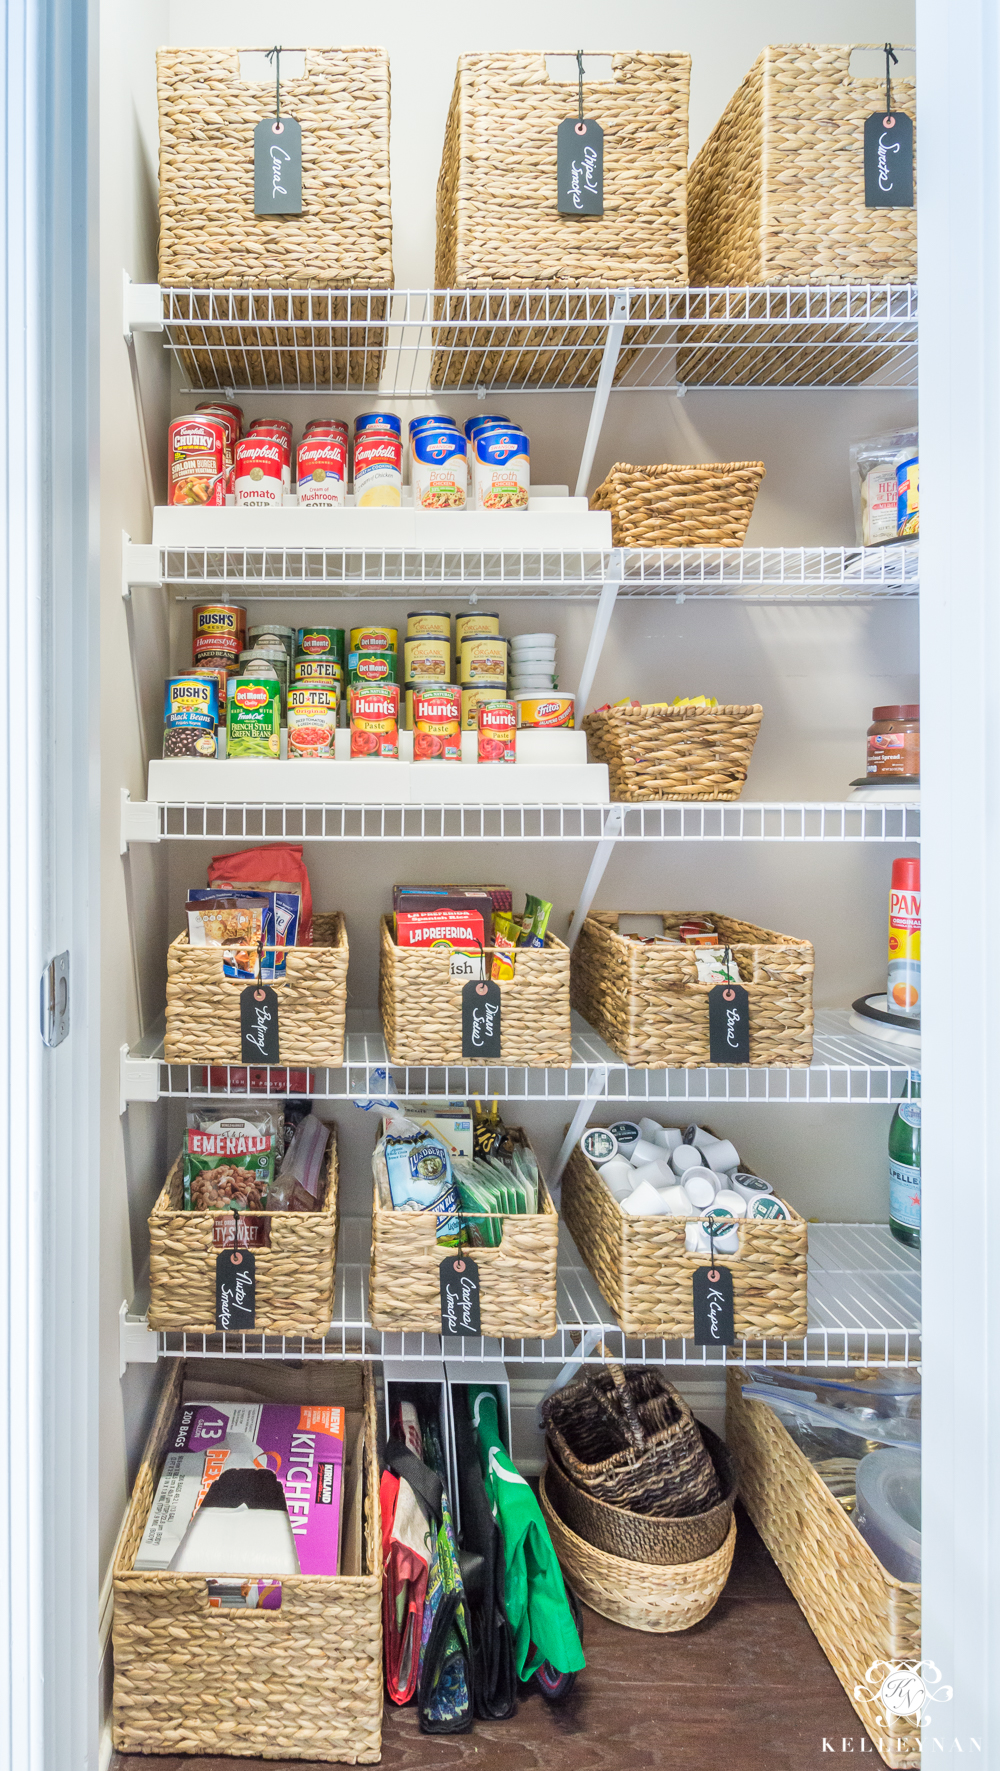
[887,857,920,1017]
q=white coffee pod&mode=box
[654,1125,683,1151]
[685,1216,739,1256]
[732,1172,773,1202]
[581,1127,618,1166]
[638,1117,662,1142]
[657,1184,694,1217]
[681,1169,718,1209]
[685,1126,717,1152]
[749,1195,793,1222]
[705,1139,741,1175]
[636,1157,675,1189]
[712,1188,748,1218]
[608,1120,640,1154]
[671,1144,705,1176]
[630,1138,663,1167]
[599,1156,634,1196]
[621,1180,668,1217]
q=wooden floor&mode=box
[111,1505,874,1771]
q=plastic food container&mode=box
[515,694,574,729]
[854,1450,921,1584]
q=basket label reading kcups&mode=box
[692,1264,735,1345]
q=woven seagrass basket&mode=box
[165,912,349,1067]
[541,1367,723,1514]
[369,1130,558,1337]
[544,1422,737,1564]
[727,1368,921,1769]
[582,702,763,802]
[113,1358,382,1762]
[571,911,815,1067]
[590,461,765,548]
[540,1470,736,1632]
[378,916,572,1067]
[560,1141,808,1339]
[148,1128,338,1337]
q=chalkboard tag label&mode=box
[864,112,914,208]
[708,981,750,1064]
[440,1255,482,1336]
[692,1265,735,1346]
[241,985,280,1064]
[254,117,302,215]
[462,979,502,1059]
[557,117,604,216]
[216,1249,256,1332]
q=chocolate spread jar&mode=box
[867,704,920,778]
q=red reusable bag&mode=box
[207,845,313,945]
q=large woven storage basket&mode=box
[560,1140,808,1339]
[165,912,349,1067]
[590,461,765,548]
[148,1129,338,1337]
[545,1421,737,1565]
[541,1366,723,1514]
[727,1368,921,1769]
[688,44,916,286]
[378,916,572,1067]
[571,911,815,1066]
[370,1131,558,1337]
[112,1358,382,1762]
[582,702,763,801]
[540,1469,736,1633]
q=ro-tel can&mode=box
[348,650,397,686]
[350,624,398,655]
[298,626,345,662]
[196,400,244,441]
[248,625,296,666]
[412,425,467,511]
[478,699,516,763]
[474,425,530,511]
[194,404,240,471]
[294,655,342,705]
[353,426,402,507]
[455,610,500,666]
[192,602,247,671]
[163,675,218,757]
[888,856,920,1017]
[461,685,509,730]
[168,414,226,506]
[227,667,281,759]
[896,454,919,538]
[515,694,574,728]
[407,610,451,640]
[240,646,288,722]
[350,684,399,758]
[287,686,337,758]
[460,634,508,684]
[412,685,462,761]
[234,435,284,507]
[403,634,451,685]
[355,412,402,437]
[296,431,348,509]
[247,420,292,492]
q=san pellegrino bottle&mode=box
[889,1070,921,1249]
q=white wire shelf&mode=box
[130,1221,919,1368]
[121,1009,915,1108]
[141,284,918,395]
[125,540,918,603]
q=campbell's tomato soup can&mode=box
[350,684,399,758]
[304,417,349,436]
[248,422,292,490]
[192,602,247,670]
[287,686,337,758]
[235,436,284,506]
[348,650,397,686]
[460,635,508,684]
[403,635,450,685]
[461,685,509,730]
[353,427,402,507]
[350,625,397,655]
[296,432,348,508]
[355,411,401,437]
[168,415,226,506]
[515,693,574,728]
[297,627,345,661]
[412,686,462,761]
[478,700,516,763]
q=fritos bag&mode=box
[208,844,313,945]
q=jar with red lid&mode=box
[867,704,919,779]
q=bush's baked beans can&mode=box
[355,412,401,437]
[287,686,336,758]
[296,432,348,508]
[350,684,399,758]
[192,603,247,671]
[403,635,450,685]
[460,635,508,684]
[350,625,397,655]
[412,686,462,761]
[478,700,516,763]
[294,656,343,697]
[515,693,575,728]
[353,428,402,507]
[163,675,218,757]
[168,415,227,506]
[235,436,284,506]
[460,685,509,730]
[455,611,500,665]
[407,610,451,640]
[297,627,345,661]
[348,651,397,686]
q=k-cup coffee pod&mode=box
[685,1214,740,1256]
[705,1139,741,1175]
[654,1125,683,1151]
[582,1127,618,1166]
[621,1180,669,1218]
[608,1120,640,1154]
[749,1195,794,1222]
[732,1172,774,1201]
[599,1156,634,1191]
[686,1125,717,1151]
[681,1170,718,1210]
[638,1117,662,1142]
[635,1158,675,1190]
[630,1138,663,1168]
[712,1188,748,1219]
[671,1144,705,1176]
[657,1184,694,1217]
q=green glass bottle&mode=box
[889,1070,921,1249]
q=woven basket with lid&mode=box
[582,702,763,802]
[590,461,765,548]
[164,911,348,1067]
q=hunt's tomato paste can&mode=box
[192,602,247,671]
[296,432,348,508]
[350,685,399,758]
[412,686,462,761]
[235,436,284,506]
[168,414,226,506]
[478,699,516,763]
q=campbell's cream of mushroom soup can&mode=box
[296,433,348,508]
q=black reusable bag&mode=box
[452,1393,517,1719]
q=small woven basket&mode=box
[571,910,815,1067]
[369,1132,558,1337]
[540,1470,736,1633]
[590,460,765,548]
[148,1130,338,1337]
[165,912,349,1067]
[544,1420,736,1564]
[727,1368,921,1768]
[540,1366,723,1516]
[378,916,572,1068]
[582,702,762,802]
[112,1358,382,1762]
[560,1141,808,1339]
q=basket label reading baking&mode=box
[692,1265,735,1346]
[241,984,280,1064]
[708,982,750,1064]
[254,117,302,214]
[440,1255,481,1336]
[557,117,604,216]
[462,979,502,1059]
[215,1249,256,1331]
[863,111,913,208]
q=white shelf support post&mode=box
[119,1042,161,1116]
[548,1068,609,1195]
[574,289,630,498]
[122,274,163,515]
[573,567,621,721]
[118,1301,159,1377]
[120,788,160,852]
[566,804,623,951]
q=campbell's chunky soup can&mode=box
[350,684,399,758]
[287,686,336,758]
[353,427,402,507]
[298,626,345,661]
[235,436,284,506]
[296,432,348,508]
[460,685,509,729]
[403,635,450,685]
[227,670,281,758]
[168,415,227,506]
[460,635,508,684]
[163,675,218,757]
[478,700,516,763]
[350,625,397,655]
[412,686,462,761]
[515,693,574,728]
[194,404,240,471]
[412,426,467,510]
[196,399,243,438]
[192,602,247,671]
[474,426,530,510]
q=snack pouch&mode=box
[377,1113,461,1241]
[186,888,298,982]
[208,844,313,945]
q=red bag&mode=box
[207,845,313,945]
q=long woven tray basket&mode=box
[727,1368,921,1769]
[165,912,349,1067]
[582,702,763,801]
[148,1129,338,1337]
[590,460,765,548]
[113,1358,382,1762]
